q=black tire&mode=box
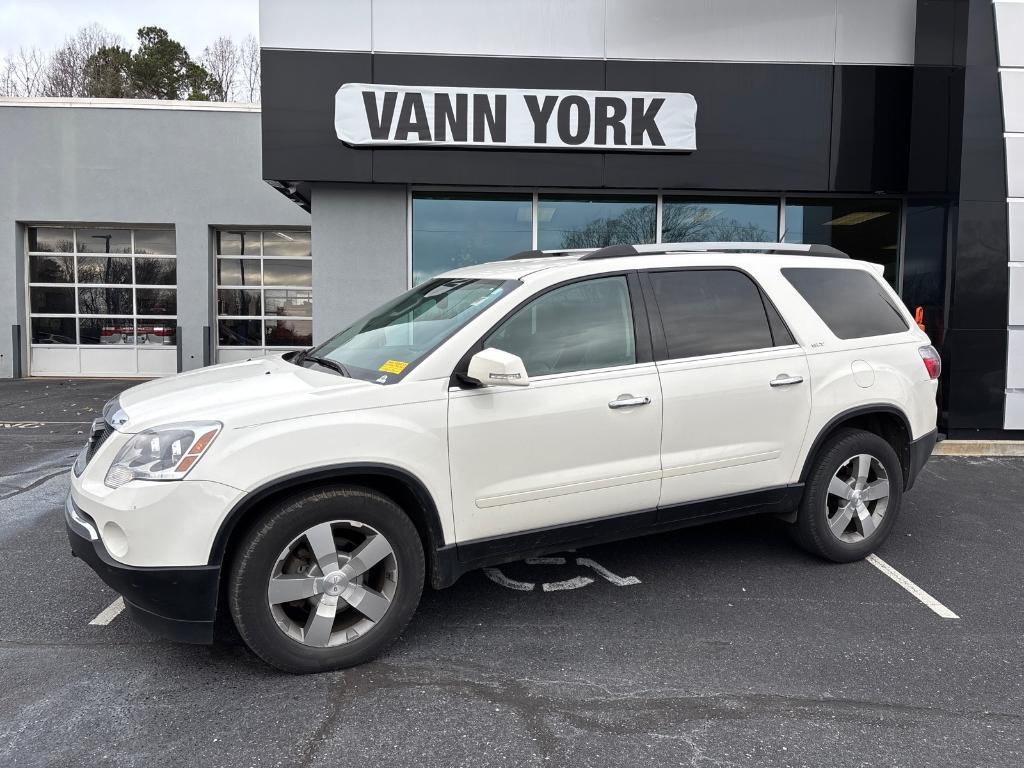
[228,485,424,674]
[792,428,904,563]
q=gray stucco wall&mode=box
[0,100,310,378]
[309,184,408,343]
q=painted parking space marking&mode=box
[89,597,125,626]
[485,556,641,592]
[866,554,959,619]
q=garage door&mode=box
[27,226,178,377]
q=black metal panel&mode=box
[945,329,1008,431]
[944,0,1009,430]
[829,66,913,192]
[603,61,831,191]
[261,49,373,183]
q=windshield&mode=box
[304,278,517,383]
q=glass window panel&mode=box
[485,276,635,376]
[79,317,135,345]
[76,228,131,254]
[78,286,133,315]
[782,268,908,339]
[537,195,656,250]
[411,194,533,285]
[263,230,311,258]
[31,317,77,344]
[135,257,177,285]
[263,259,312,286]
[265,289,312,317]
[137,288,176,316]
[265,319,312,347]
[28,254,75,283]
[30,286,75,314]
[28,227,74,253]
[219,318,262,346]
[649,270,775,358]
[136,321,177,346]
[133,229,175,255]
[901,202,947,344]
[77,256,132,284]
[783,198,901,286]
[218,289,262,316]
[217,258,261,286]
[217,230,262,256]
[662,197,779,242]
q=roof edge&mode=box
[0,96,260,113]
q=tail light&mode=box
[919,345,941,380]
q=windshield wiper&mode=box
[297,351,352,378]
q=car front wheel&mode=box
[228,485,424,673]
[792,428,904,563]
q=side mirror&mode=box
[467,348,530,387]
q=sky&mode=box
[0,0,259,57]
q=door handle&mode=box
[770,374,804,387]
[608,395,651,409]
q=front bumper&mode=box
[905,429,938,491]
[65,494,220,644]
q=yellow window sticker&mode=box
[378,360,408,374]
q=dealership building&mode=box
[0,0,1022,437]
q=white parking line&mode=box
[89,597,125,625]
[866,555,959,619]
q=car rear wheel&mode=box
[792,428,903,563]
[228,485,424,673]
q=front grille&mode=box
[85,417,113,463]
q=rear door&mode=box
[643,268,811,520]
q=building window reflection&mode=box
[537,195,656,250]
[215,229,313,356]
[662,197,779,242]
[784,198,901,287]
[411,193,532,285]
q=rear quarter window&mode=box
[781,267,909,340]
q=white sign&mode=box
[335,83,697,151]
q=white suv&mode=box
[66,242,940,673]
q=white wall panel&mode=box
[1008,329,1024,389]
[217,348,267,364]
[1002,70,1024,132]
[1008,137,1024,198]
[28,348,79,376]
[1006,391,1024,429]
[137,348,178,376]
[259,0,371,52]
[1010,201,1024,261]
[1010,264,1024,325]
[995,1,1024,67]
[80,348,137,377]
[605,0,836,63]
[835,0,916,64]
[372,0,605,59]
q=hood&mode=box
[116,355,376,431]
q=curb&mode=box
[932,440,1024,457]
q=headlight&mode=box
[104,421,222,489]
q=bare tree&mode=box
[43,24,120,97]
[201,35,240,101]
[0,55,16,97]
[6,47,47,96]
[239,34,260,103]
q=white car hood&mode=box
[116,355,375,431]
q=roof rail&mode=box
[504,248,591,260]
[580,241,849,260]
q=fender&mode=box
[207,462,448,571]
[797,404,913,483]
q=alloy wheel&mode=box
[267,520,399,647]
[824,453,890,543]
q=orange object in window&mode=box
[914,306,926,332]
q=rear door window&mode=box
[782,267,908,339]
[648,269,777,359]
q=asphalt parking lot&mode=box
[1,379,1022,767]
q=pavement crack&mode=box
[0,467,71,501]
